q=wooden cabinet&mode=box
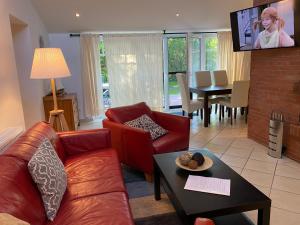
[43,93,80,131]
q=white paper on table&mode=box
[184,175,231,196]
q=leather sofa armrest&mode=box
[152,111,190,133]
[58,129,111,156]
[194,218,215,225]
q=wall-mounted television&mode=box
[230,0,300,51]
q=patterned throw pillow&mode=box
[28,138,67,221]
[124,114,168,140]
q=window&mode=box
[99,40,111,108]
[205,37,218,71]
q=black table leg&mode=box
[258,207,270,225]
[154,161,161,200]
[204,93,209,127]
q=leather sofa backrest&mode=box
[0,122,66,224]
[105,102,153,123]
[0,156,47,225]
[3,121,65,162]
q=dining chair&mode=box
[176,73,207,119]
[219,80,250,125]
[195,71,212,87]
[212,70,229,86]
[195,71,225,114]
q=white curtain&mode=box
[217,31,251,84]
[80,34,103,118]
[103,33,163,109]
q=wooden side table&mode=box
[43,93,80,131]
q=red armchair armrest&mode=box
[194,218,215,225]
[152,111,190,133]
[103,119,155,173]
[58,129,111,156]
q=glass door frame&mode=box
[163,32,218,111]
[163,33,188,111]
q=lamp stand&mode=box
[48,78,69,131]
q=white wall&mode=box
[49,34,85,120]
[0,0,48,131]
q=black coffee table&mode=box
[154,149,271,225]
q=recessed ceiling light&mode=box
[176,13,180,17]
[75,13,80,18]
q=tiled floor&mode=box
[80,109,300,225]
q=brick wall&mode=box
[248,0,300,159]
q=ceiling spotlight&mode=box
[176,13,180,17]
[75,13,80,18]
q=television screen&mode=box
[230,0,299,51]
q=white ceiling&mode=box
[31,0,253,33]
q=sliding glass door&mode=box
[163,35,187,109]
[163,33,218,110]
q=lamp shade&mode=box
[30,48,71,79]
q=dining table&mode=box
[189,85,233,127]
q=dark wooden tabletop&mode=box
[189,85,233,95]
[154,149,271,217]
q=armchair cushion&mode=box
[105,102,154,123]
[153,131,189,154]
[124,114,168,140]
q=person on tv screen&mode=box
[253,7,294,49]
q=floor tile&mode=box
[224,146,253,159]
[205,143,228,154]
[275,164,300,180]
[209,136,235,147]
[270,207,300,225]
[272,176,300,194]
[245,159,276,174]
[277,156,296,165]
[253,184,271,197]
[250,150,278,163]
[241,169,273,188]
[229,166,243,174]
[270,189,300,213]
[252,143,269,152]
[278,158,300,170]
[221,154,248,168]
[231,138,255,150]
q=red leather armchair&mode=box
[102,102,190,177]
[194,218,215,225]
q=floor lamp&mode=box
[30,48,71,131]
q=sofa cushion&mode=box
[63,148,126,201]
[50,192,134,225]
[124,114,168,140]
[105,102,154,123]
[28,139,67,221]
[0,156,47,225]
[153,131,188,154]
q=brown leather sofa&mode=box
[0,122,134,225]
